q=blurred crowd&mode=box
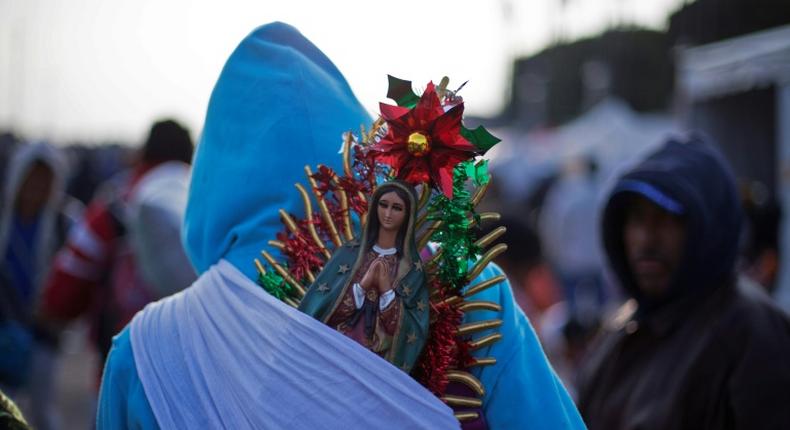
[1,7,790,428]
[2,117,788,428]
[0,121,196,429]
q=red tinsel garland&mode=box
[276,226,323,283]
[413,278,475,396]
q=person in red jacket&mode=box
[40,119,196,379]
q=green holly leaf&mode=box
[461,125,501,153]
[472,160,490,186]
[387,75,420,108]
[461,159,489,186]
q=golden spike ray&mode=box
[415,211,430,231]
[441,395,483,408]
[303,166,343,248]
[417,185,431,211]
[342,132,353,178]
[278,209,299,235]
[330,173,354,241]
[268,240,285,251]
[475,226,506,249]
[456,319,502,336]
[436,294,463,307]
[469,212,501,229]
[457,300,502,313]
[426,248,443,268]
[454,412,480,422]
[468,333,502,351]
[471,180,491,207]
[338,188,353,241]
[464,274,507,298]
[446,370,486,397]
[437,76,450,99]
[254,258,266,276]
[293,184,332,259]
[367,117,385,143]
[358,191,368,221]
[466,244,508,283]
[467,357,496,367]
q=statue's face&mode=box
[377,191,407,233]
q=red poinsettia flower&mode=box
[370,82,478,198]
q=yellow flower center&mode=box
[407,132,431,157]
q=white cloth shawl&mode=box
[130,259,458,429]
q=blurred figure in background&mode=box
[538,155,607,377]
[0,132,20,178]
[0,142,72,430]
[484,215,586,395]
[577,134,790,429]
[39,119,197,389]
[490,215,559,323]
[740,188,781,294]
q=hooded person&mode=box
[1,143,68,316]
[0,142,69,430]
[97,22,584,430]
[576,134,790,429]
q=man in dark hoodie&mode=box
[576,134,790,429]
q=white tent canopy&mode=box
[489,97,680,201]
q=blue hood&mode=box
[601,133,743,309]
[184,22,371,279]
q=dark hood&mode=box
[601,133,743,310]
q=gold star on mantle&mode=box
[317,282,329,292]
[338,264,350,274]
[402,286,412,296]
[414,261,423,272]
[406,332,417,344]
[416,300,427,312]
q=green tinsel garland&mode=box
[257,270,297,301]
[427,159,490,291]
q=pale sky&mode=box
[0,0,686,144]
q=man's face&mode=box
[623,195,686,299]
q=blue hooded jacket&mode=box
[97,22,584,430]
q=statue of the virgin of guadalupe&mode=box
[299,180,429,373]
